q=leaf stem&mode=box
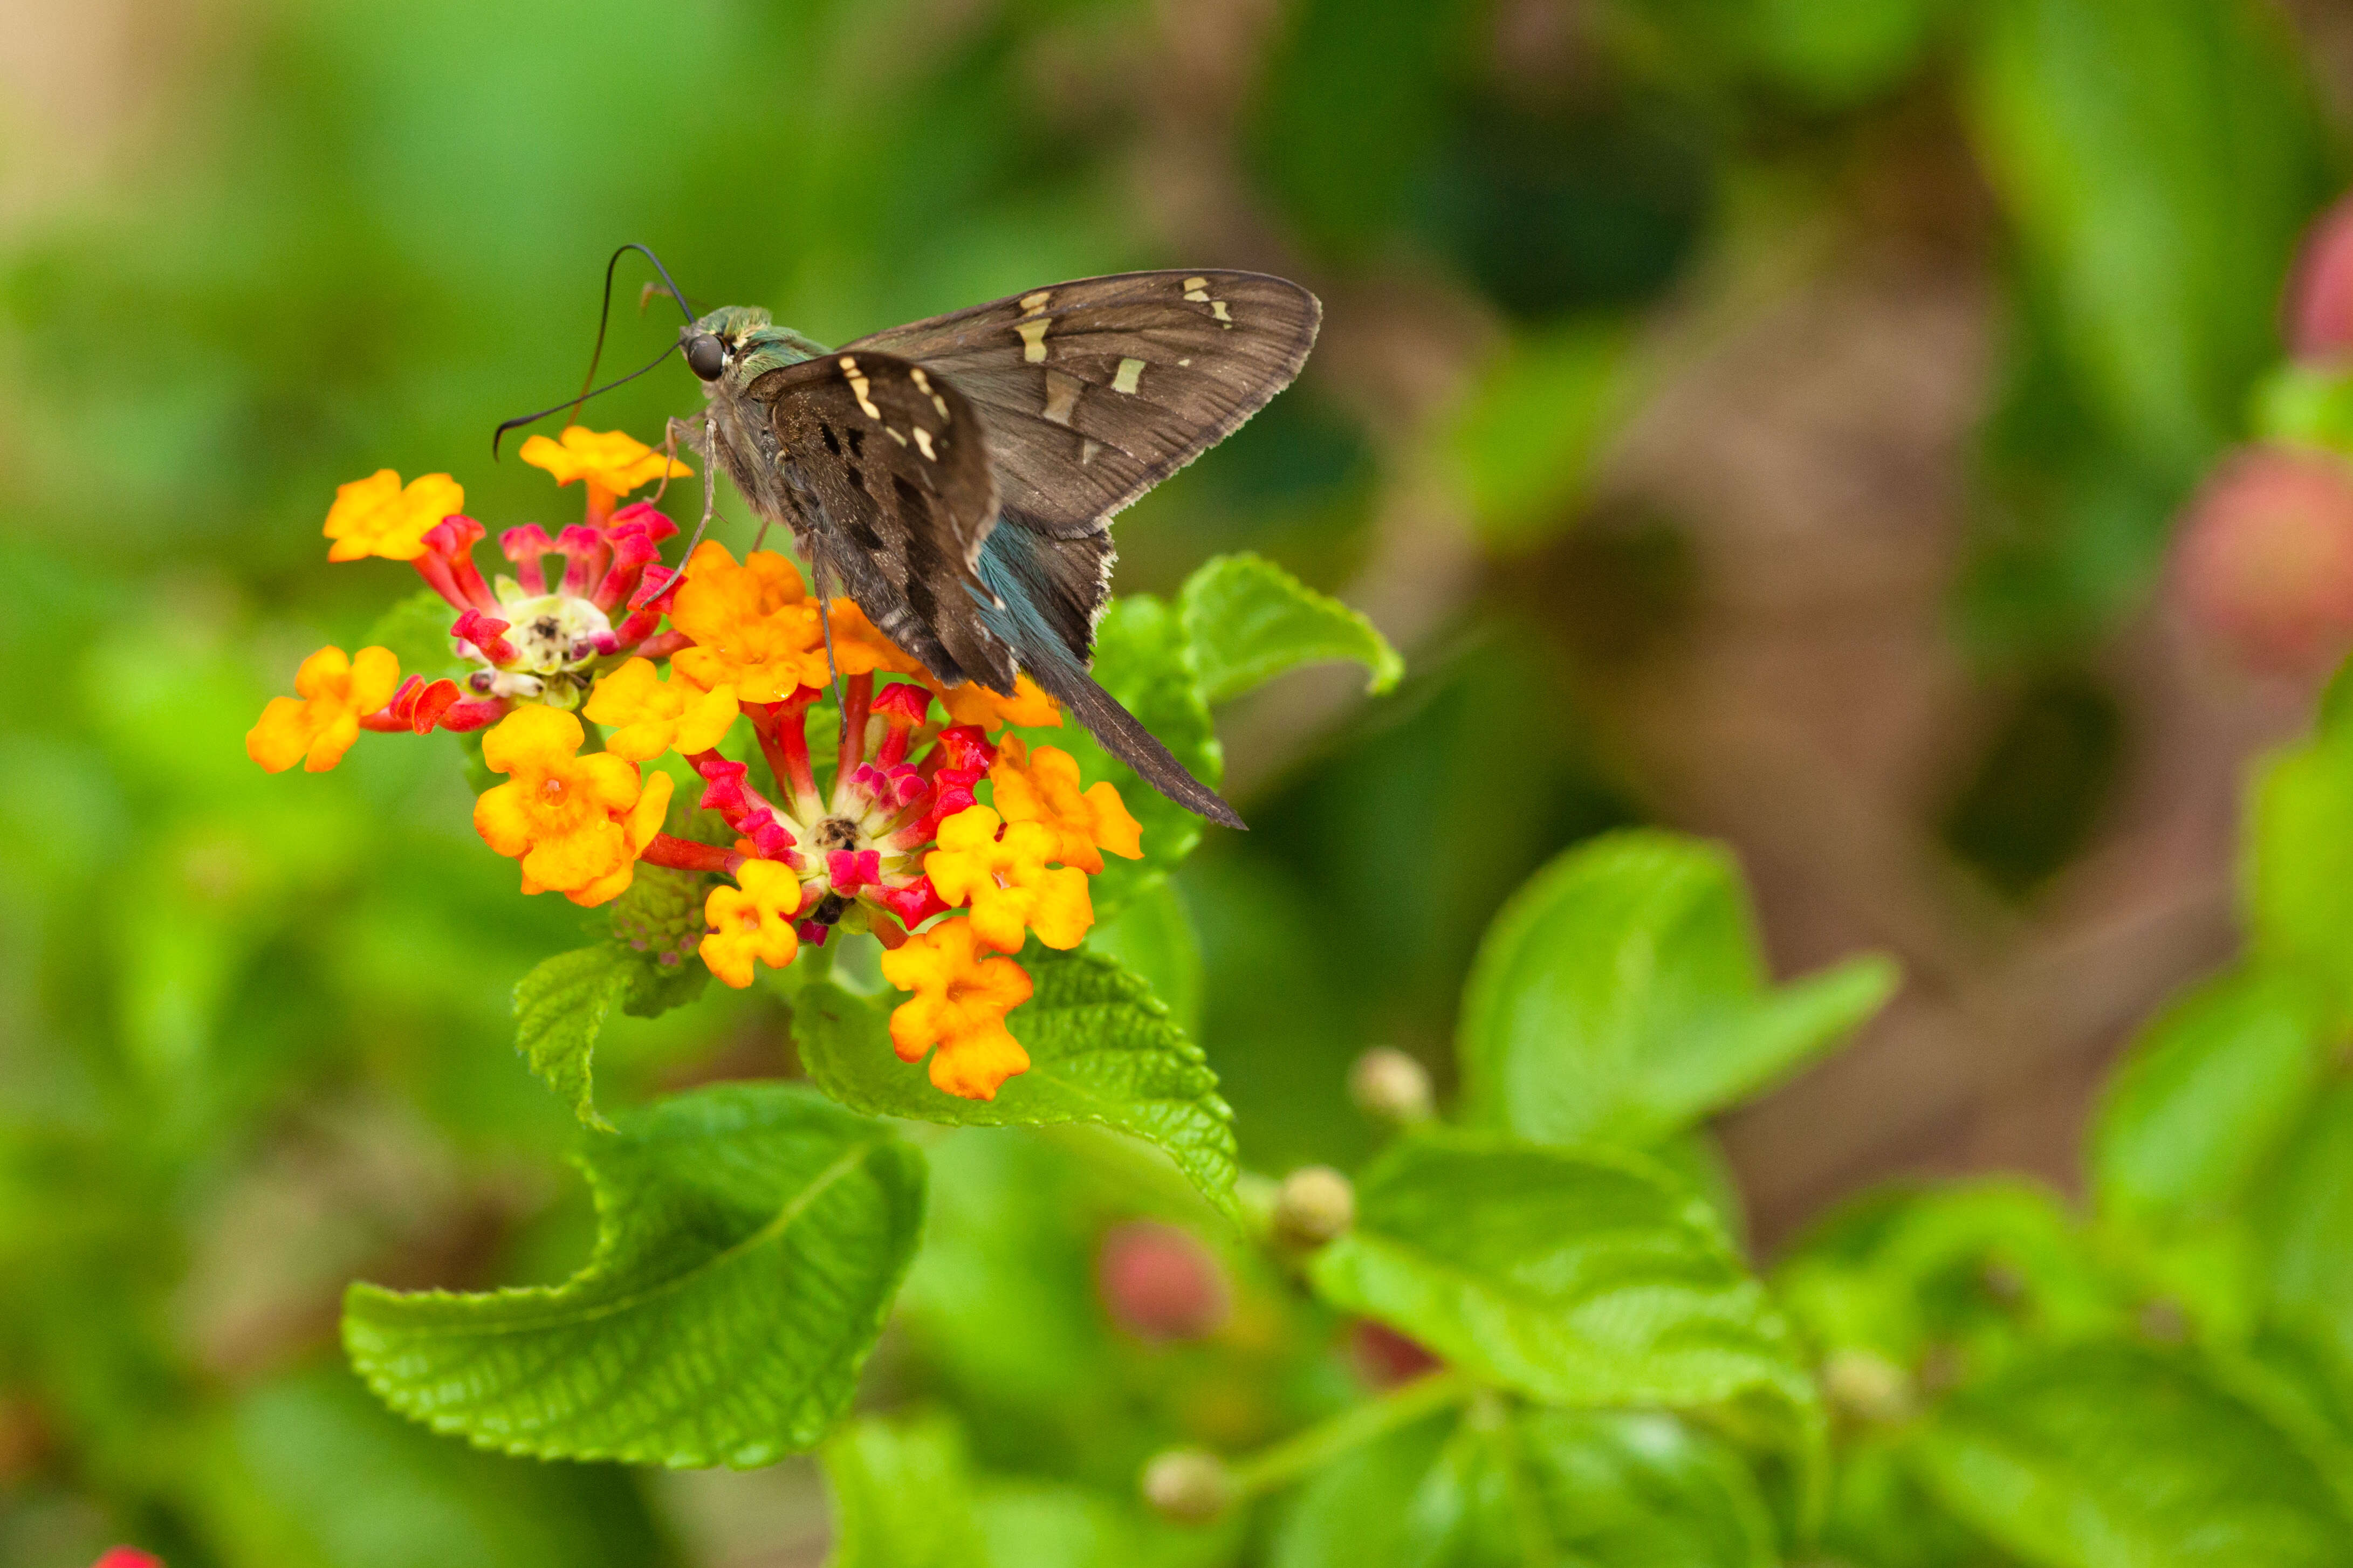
[1227,1369,1473,1499]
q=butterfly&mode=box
[663,270,1322,830]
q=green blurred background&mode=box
[1,0,2345,1562]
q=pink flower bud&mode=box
[1348,1319,1442,1389]
[2288,194,2353,362]
[92,1550,164,1568]
[2173,446,2353,677]
[1097,1221,1231,1342]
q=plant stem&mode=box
[1227,1370,1473,1499]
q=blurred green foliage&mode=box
[5,0,2353,1563]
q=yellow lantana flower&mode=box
[879,917,1034,1099]
[519,425,691,507]
[322,470,465,562]
[924,805,1093,953]
[928,672,1061,731]
[699,860,804,987]
[584,657,739,761]
[990,737,1143,874]
[472,705,671,907]
[669,542,916,700]
[246,645,403,773]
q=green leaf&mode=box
[795,947,1238,1215]
[1459,830,1897,1146]
[824,1413,989,1568]
[1033,594,1219,919]
[363,588,469,682]
[1176,552,1401,705]
[231,1367,665,1568]
[512,947,631,1132]
[1309,1132,1821,1450]
[342,1083,923,1468]
[1964,0,2328,468]
[2257,1082,2353,1384]
[1085,877,1204,1042]
[1913,1342,2353,1568]
[2090,964,2327,1231]
[2250,721,2353,1020]
[1273,1404,1776,1568]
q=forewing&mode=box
[751,349,1015,689]
[845,270,1321,537]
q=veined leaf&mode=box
[824,1413,989,1568]
[1913,1342,2353,1568]
[1177,552,1401,705]
[796,948,1238,1215]
[1272,1402,1776,1568]
[512,947,631,1132]
[1459,830,1896,1146]
[342,1083,923,1468]
[2091,964,2327,1231]
[1309,1132,1821,1454]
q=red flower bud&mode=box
[2288,194,2353,362]
[1097,1220,1231,1342]
[1349,1319,1442,1389]
[2173,445,2353,677]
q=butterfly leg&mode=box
[662,412,721,577]
[807,552,850,755]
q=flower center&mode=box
[812,816,861,851]
[496,591,615,675]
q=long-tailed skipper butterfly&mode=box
[503,247,1321,829]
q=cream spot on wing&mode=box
[1080,438,1101,465]
[1210,300,1232,325]
[1017,317,1051,364]
[1041,369,1082,427]
[931,394,951,419]
[1183,289,1211,302]
[1020,290,1053,312]
[1112,357,1145,395]
[909,367,931,393]
[837,355,859,372]
[1178,357,1192,367]
[913,427,936,460]
[1182,276,1209,291]
[885,427,908,447]
[846,372,881,420]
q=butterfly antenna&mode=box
[490,342,681,456]
[490,244,703,456]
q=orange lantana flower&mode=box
[321,470,465,562]
[990,737,1143,873]
[669,542,917,700]
[246,645,403,773]
[924,805,1094,953]
[519,425,691,522]
[699,859,803,987]
[472,705,671,906]
[927,672,1061,731]
[879,917,1034,1099]
[585,657,739,761]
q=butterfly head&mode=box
[681,306,828,389]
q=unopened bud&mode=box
[1349,1319,1442,1388]
[1097,1221,1231,1342]
[1348,1047,1434,1124]
[1272,1166,1355,1249]
[1820,1349,1913,1426]
[1141,1447,1234,1524]
[2289,192,2353,362]
[2173,445,2353,678]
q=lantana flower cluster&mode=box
[246,426,1142,1099]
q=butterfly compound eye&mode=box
[686,333,726,381]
